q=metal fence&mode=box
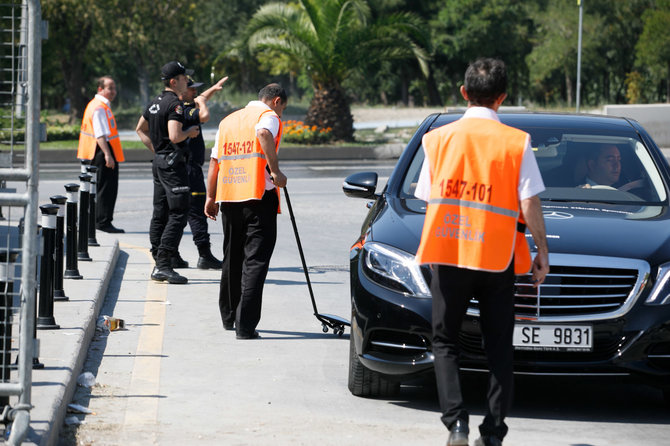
[0,0,41,444]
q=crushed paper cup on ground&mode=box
[103,315,125,331]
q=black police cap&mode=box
[187,76,204,89]
[160,61,194,81]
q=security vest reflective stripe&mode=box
[77,97,124,162]
[214,106,282,209]
[415,117,532,274]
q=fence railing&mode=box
[0,0,42,444]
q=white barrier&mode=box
[603,104,670,147]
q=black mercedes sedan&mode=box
[343,112,670,404]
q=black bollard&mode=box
[0,250,19,406]
[63,183,83,280]
[80,159,91,174]
[77,173,92,262]
[86,165,99,247]
[37,204,60,330]
[50,195,68,301]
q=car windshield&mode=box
[400,124,668,206]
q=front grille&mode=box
[514,265,637,317]
[467,254,649,322]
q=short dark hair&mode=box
[258,83,287,104]
[463,58,507,107]
[587,143,619,162]
[97,76,113,90]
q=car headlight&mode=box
[361,242,431,298]
[646,262,670,305]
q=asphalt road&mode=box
[36,160,670,446]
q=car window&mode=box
[400,143,425,199]
[533,134,666,203]
[400,127,667,205]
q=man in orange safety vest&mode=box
[205,83,287,340]
[415,58,549,446]
[77,76,125,233]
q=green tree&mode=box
[194,0,270,95]
[42,0,100,119]
[244,0,429,140]
[587,0,651,104]
[635,0,670,102]
[431,0,533,106]
[93,0,197,106]
[526,0,602,107]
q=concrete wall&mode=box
[603,104,670,147]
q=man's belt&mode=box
[517,222,526,233]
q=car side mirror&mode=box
[343,171,378,199]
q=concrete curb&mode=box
[25,143,406,165]
[25,236,119,446]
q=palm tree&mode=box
[244,0,429,141]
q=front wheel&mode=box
[348,332,399,397]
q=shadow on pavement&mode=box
[258,328,350,341]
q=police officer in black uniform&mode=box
[173,74,229,270]
[135,61,199,284]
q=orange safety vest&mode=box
[77,97,124,162]
[415,117,532,274]
[214,105,282,210]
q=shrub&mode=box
[282,120,334,145]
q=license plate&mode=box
[513,324,593,352]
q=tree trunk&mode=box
[137,59,150,106]
[565,69,573,108]
[426,70,443,107]
[62,47,89,122]
[401,76,409,106]
[305,85,354,141]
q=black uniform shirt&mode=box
[183,102,206,166]
[142,90,185,155]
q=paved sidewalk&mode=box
[21,233,119,446]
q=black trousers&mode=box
[186,162,209,247]
[92,147,119,227]
[431,262,515,441]
[149,156,190,267]
[218,189,278,336]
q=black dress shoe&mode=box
[97,224,125,233]
[197,253,222,270]
[474,436,502,446]
[223,321,235,331]
[447,420,469,446]
[171,252,189,269]
[236,330,260,340]
[150,267,188,284]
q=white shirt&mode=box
[91,94,112,139]
[210,101,281,191]
[414,106,545,202]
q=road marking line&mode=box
[120,244,166,429]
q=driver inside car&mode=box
[580,143,643,191]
